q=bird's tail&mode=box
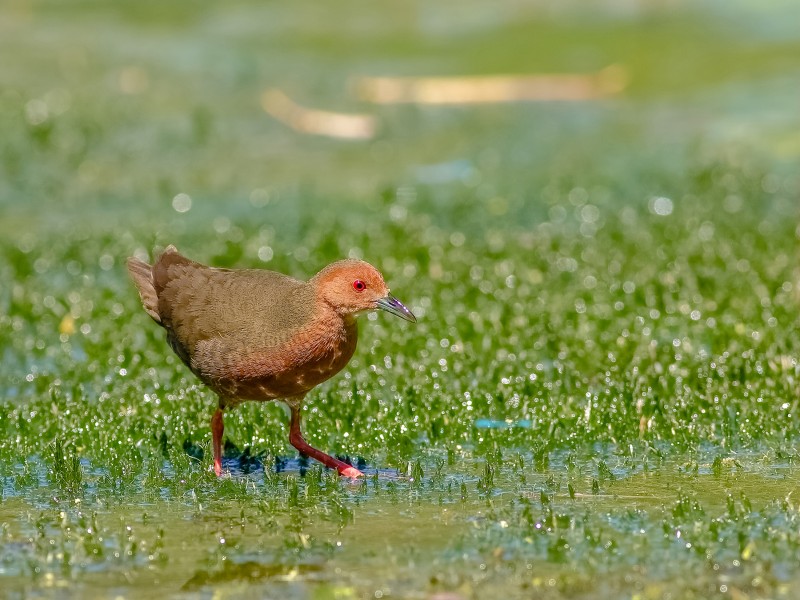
[126,256,161,323]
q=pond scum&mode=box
[2,1,800,599]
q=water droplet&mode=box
[172,193,192,213]
[257,246,273,262]
[25,98,48,125]
[649,196,673,216]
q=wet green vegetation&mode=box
[2,1,800,598]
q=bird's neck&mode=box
[310,301,358,344]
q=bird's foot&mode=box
[339,466,364,479]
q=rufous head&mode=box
[312,259,416,322]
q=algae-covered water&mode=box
[2,1,800,598]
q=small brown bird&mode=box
[127,246,416,478]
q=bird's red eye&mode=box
[353,280,366,291]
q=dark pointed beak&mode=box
[376,295,417,323]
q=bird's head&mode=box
[312,259,416,323]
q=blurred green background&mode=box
[2,1,800,599]
[3,0,799,236]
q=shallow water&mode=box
[2,451,800,598]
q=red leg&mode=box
[289,406,363,478]
[211,408,224,476]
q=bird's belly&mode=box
[234,359,345,400]
[204,326,358,402]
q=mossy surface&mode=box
[2,1,800,598]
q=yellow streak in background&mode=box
[354,65,628,105]
[261,89,376,140]
[59,315,75,335]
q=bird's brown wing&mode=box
[152,248,316,382]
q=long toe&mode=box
[339,466,364,478]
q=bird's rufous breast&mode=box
[195,305,359,404]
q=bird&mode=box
[126,245,416,479]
